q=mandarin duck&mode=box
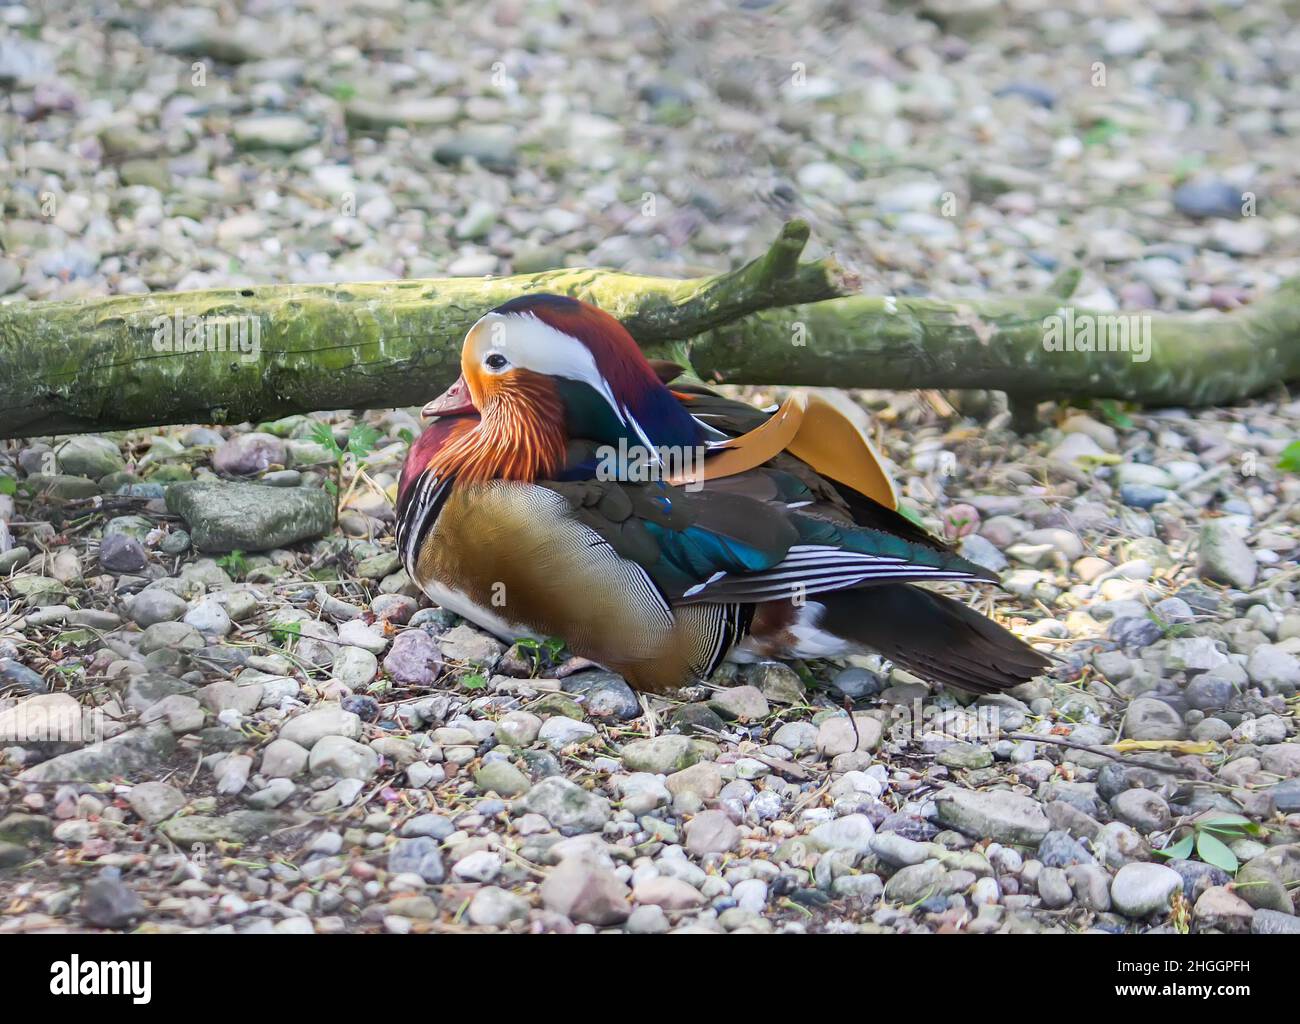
[396,294,1048,694]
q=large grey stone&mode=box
[159,811,282,846]
[933,787,1050,845]
[19,725,175,783]
[165,480,334,553]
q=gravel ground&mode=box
[1,0,1299,934]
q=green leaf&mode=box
[1196,830,1239,874]
[1153,834,1194,860]
[1279,441,1300,474]
[1083,119,1121,146]
[216,550,248,578]
[398,428,415,446]
[0,475,15,496]
[309,422,343,457]
[1202,819,1263,838]
[1095,399,1135,430]
[1048,267,1082,300]
[461,673,487,690]
[268,620,302,642]
[1198,813,1250,828]
[347,424,381,457]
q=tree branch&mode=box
[0,221,848,439]
[685,278,1300,408]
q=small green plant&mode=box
[1094,398,1135,430]
[268,619,302,644]
[1153,814,1262,874]
[0,475,16,496]
[1146,609,1193,639]
[1083,118,1122,147]
[1279,441,1300,474]
[512,636,565,676]
[460,672,487,691]
[309,422,381,523]
[216,549,248,579]
[1170,154,1205,184]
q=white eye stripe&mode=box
[470,310,630,427]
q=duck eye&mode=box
[485,353,508,370]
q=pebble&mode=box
[387,838,445,884]
[621,735,703,774]
[80,870,145,929]
[1110,789,1171,833]
[1173,180,1244,220]
[1038,867,1073,908]
[1122,698,1187,741]
[98,533,148,572]
[538,716,597,749]
[1197,521,1257,590]
[815,713,883,756]
[451,850,503,883]
[540,858,630,925]
[1246,646,1300,696]
[128,589,188,626]
[934,788,1050,844]
[1110,862,1182,918]
[522,777,611,834]
[468,886,529,927]
[708,685,769,721]
[633,876,706,910]
[309,736,379,780]
[333,646,379,688]
[475,761,532,797]
[808,814,876,855]
[684,810,740,855]
[280,707,362,748]
[382,630,444,686]
[127,781,186,824]
[884,860,947,904]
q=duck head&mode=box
[421,294,702,483]
[463,294,701,449]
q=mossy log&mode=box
[2,218,1298,440]
[0,221,851,439]
[686,278,1300,409]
